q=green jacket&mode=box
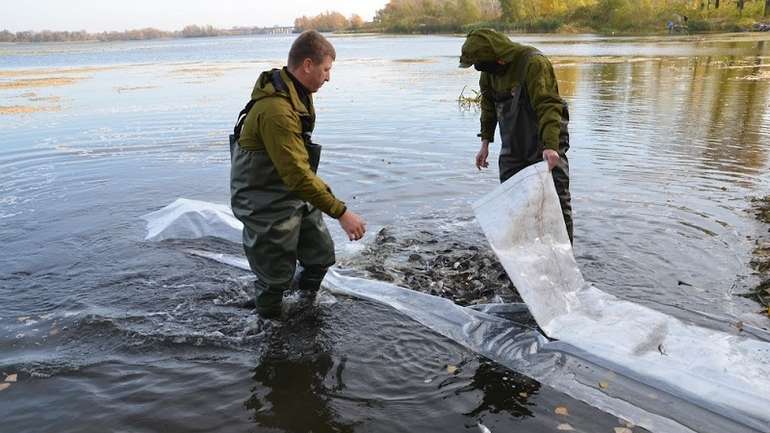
[238,68,346,218]
[460,29,565,151]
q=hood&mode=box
[459,29,530,68]
[249,68,309,115]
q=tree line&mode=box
[368,0,770,33]
[0,25,291,43]
[3,0,768,43]
[293,12,366,32]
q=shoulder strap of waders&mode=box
[265,69,313,142]
[232,100,256,144]
[231,69,290,144]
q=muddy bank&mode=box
[746,196,770,311]
[339,225,521,307]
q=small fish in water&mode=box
[477,422,492,433]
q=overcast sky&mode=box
[2,0,388,32]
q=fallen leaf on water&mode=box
[555,406,569,416]
[0,383,10,392]
[557,423,574,431]
[599,381,609,389]
[446,365,458,374]
[614,428,633,433]
[5,374,17,382]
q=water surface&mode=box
[1,33,769,432]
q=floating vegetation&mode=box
[733,70,770,81]
[0,105,60,115]
[393,58,435,63]
[169,65,233,79]
[27,95,61,103]
[551,56,661,66]
[0,77,85,89]
[114,85,158,93]
[0,66,113,78]
[458,85,481,110]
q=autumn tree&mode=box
[499,0,520,21]
[293,11,349,32]
[350,14,365,29]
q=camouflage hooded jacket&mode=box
[460,29,566,151]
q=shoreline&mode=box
[2,25,769,44]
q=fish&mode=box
[477,422,492,433]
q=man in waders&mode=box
[230,30,366,319]
[460,29,573,242]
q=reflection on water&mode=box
[0,33,767,432]
[457,359,540,419]
[246,309,356,433]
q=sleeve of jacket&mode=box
[260,112,347,218]
[478,72,497,142]
[525,56,564,152]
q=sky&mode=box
[1,0,389,32]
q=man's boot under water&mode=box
[253,279,286,320]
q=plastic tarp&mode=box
[142,164,770,433]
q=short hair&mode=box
[287,30,336,69]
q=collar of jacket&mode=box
[279,67,313,117]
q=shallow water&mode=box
[1,33,769,432]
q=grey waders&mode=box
[230,70,335,319]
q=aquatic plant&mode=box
[458,85,482,110]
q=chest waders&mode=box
[230,70,335,318]
[494,51,573,243]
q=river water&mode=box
[1,33,769,432]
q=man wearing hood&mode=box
[230,30,366,318]
[460,29,573,242]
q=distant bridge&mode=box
[261,26,294,35]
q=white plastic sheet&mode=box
[142,168,770,433]
[141,198,242,243]
[473,162,770,433]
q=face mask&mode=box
[474,61,507,75]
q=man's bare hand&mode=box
[542,149,560,170]
[476,140,490,170]
[338,210,366,241]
